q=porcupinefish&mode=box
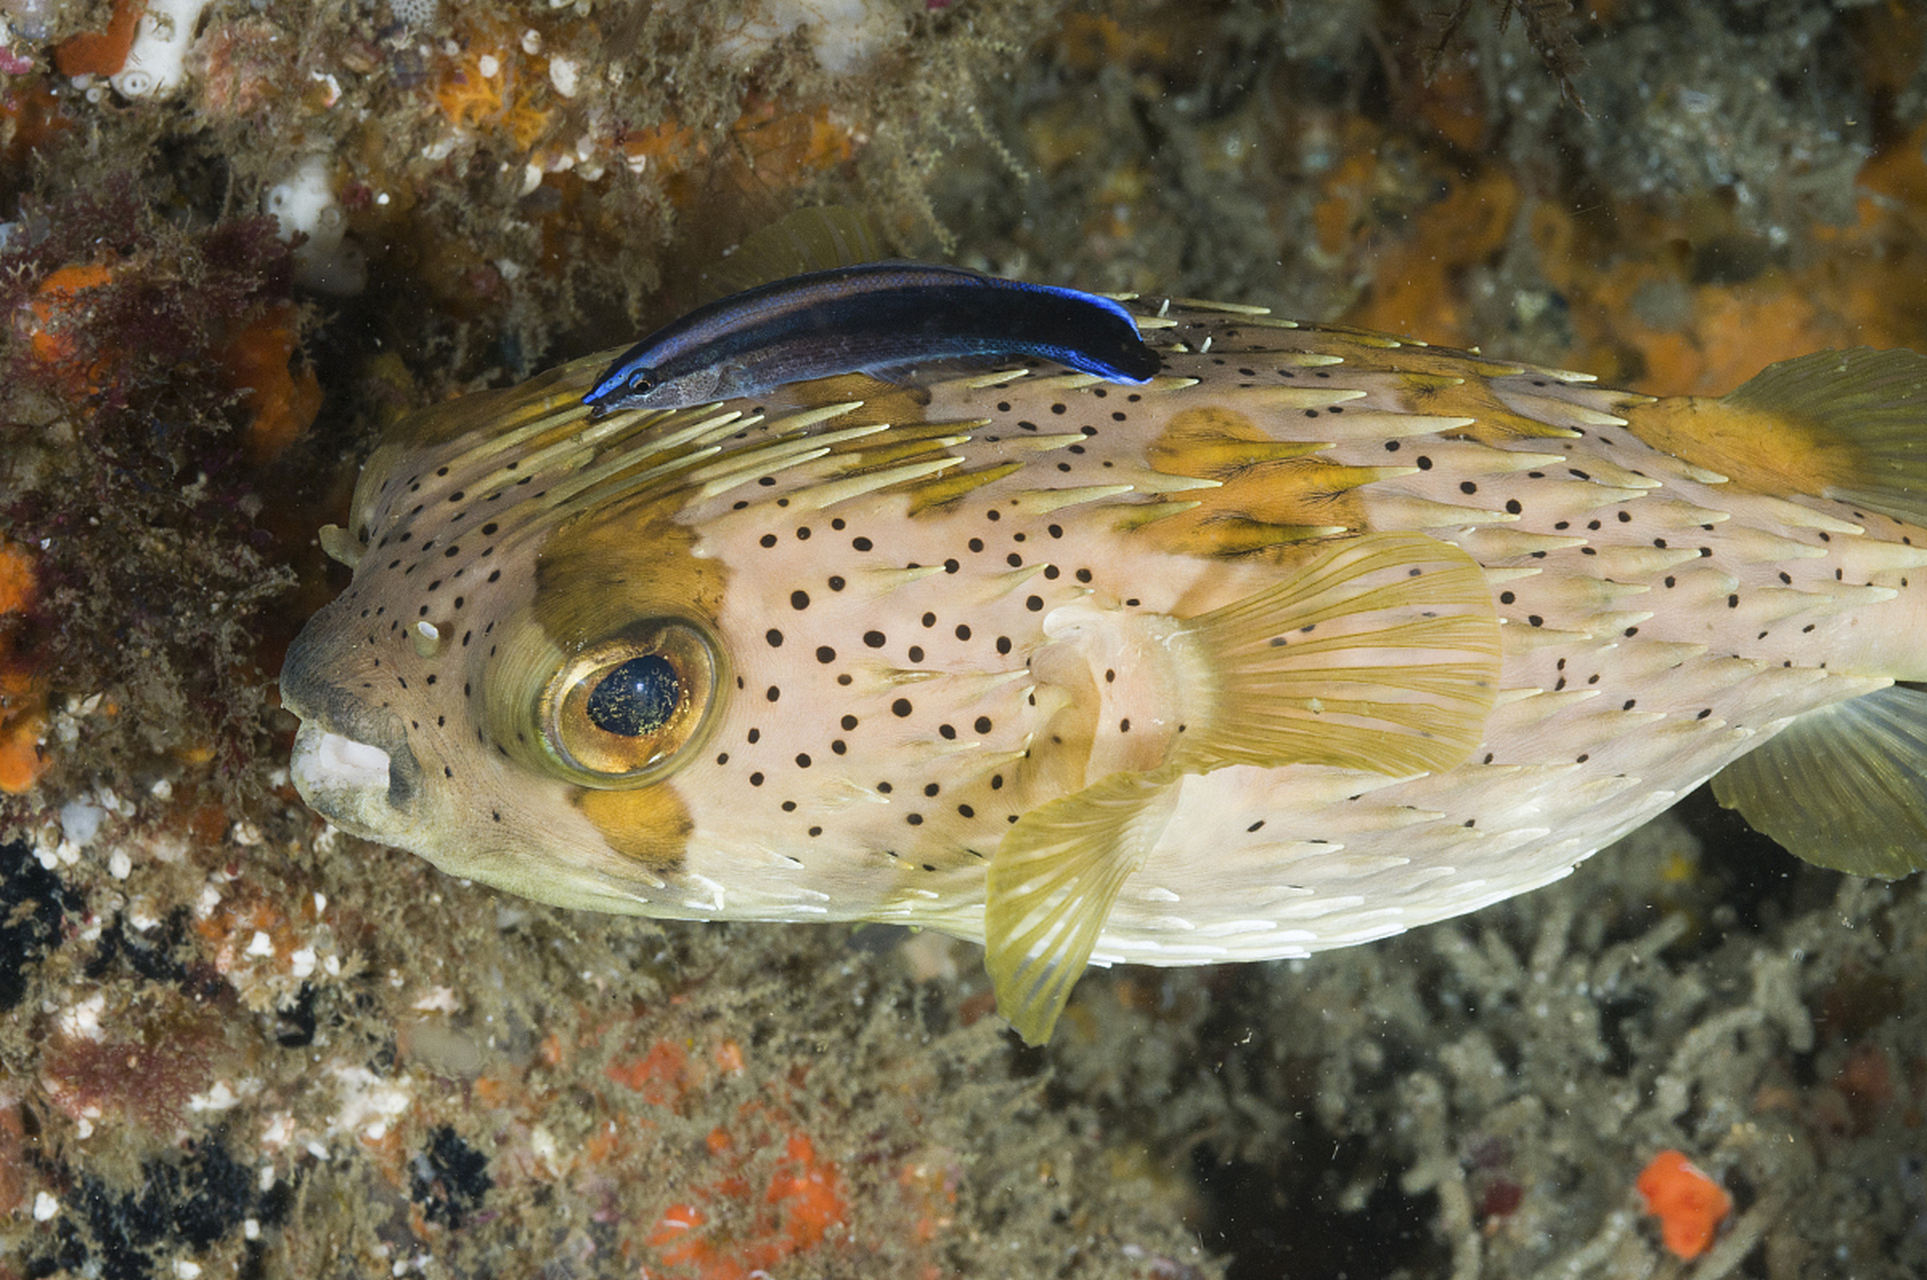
[280,293,1927,1043]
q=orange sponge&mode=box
[220,303,321,464]
[52,0,146,78]
[0,539,47,794]
[1636,1149,1732,1260]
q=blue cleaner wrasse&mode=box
[283,295,1927,1045]
[581,262,1162,416]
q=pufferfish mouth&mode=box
[297,728,392,790]
[280,635,426,836]
[285,716,425,838]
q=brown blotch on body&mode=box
[573,785,694,871]
[1626,396,1848,499]
[1394,372,1584,442]
[1147,407,1330,476]
[535,501,729,641]
[769,371,939,426]
[903,460,1025,513]
[1142,406,1384,557]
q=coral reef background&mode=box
[2,1,1926,1277]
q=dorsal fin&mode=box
[1622,348,1927,529]
[698,206,889,302]
[1724,347,1927,527]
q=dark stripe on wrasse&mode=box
[583,262,1162,416]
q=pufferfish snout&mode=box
[284,302,1927,1044]
[279,364,731,914]
[281,666,420,820]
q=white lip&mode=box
[288,723,408,844]
[298,728,392,791]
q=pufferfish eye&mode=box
[541,621,719,786]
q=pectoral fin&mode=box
[985,768,1182,1044]
[1712,684,1927,878]
[1176,532,1502,777]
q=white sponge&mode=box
[111,0,212,99]
[264,156,368,296]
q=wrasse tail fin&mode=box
[1723,348,1927,528]
[985,768,1182,1045]
[1175,532,1503,777]
[1712,685,1927,879]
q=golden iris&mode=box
[541,621,719,785]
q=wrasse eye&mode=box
[627,370,656,395]
[542,620,719,786]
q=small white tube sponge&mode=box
[111,0,212,99]
[264,156,368,296]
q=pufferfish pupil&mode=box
[588,655,679,737]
